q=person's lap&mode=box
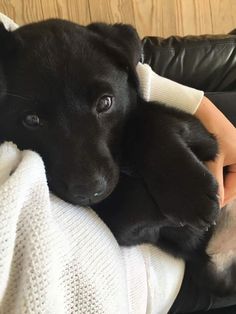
[170,262,236,313]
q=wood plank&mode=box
[0,0,235,36]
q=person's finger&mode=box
[223,164,236,206]
[206,158,224,207]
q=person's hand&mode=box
[195,96,236,207]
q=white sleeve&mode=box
[122,244,185,314]
[136,62,204,114]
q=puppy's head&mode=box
[0,19,141,205]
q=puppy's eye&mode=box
[96,95,114,113]
[22,114,42,129]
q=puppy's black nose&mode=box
[93,189,105,197]
[66,178,108,205]
[89,180,108,201]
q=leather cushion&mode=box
[142,33,236,92]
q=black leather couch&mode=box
[142,33,236,125]
[142,33,236,314]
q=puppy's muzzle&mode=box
[64,177,109,205]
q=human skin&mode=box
[195,96,236,207]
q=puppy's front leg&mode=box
[142,134,219,230]
[127,103,220,231]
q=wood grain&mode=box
[0,0,235,38]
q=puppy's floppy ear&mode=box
[0,23,19,57]
[88,23,142,66]
[87,23,142,86]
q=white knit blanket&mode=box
[0,142,130,314]
[0,14,185,314]
[0,141,183,314]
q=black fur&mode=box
[94,102,219,259]
[0,19,232,303]
[0,19,139,205]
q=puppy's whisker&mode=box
[4,92,32,102]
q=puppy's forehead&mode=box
[17,22,112,68]
[5,22,127,103]
[15,23,123,87]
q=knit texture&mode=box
[0,142,184,314]
[0,142,129,314]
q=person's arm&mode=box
[136,62,236,206]
[195,97,236,206]
[136,62,203,114]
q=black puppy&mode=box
[0,19,234,306]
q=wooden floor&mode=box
[0,0,236,38]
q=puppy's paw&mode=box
[159,171,220,231]
[186,172,219,230]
